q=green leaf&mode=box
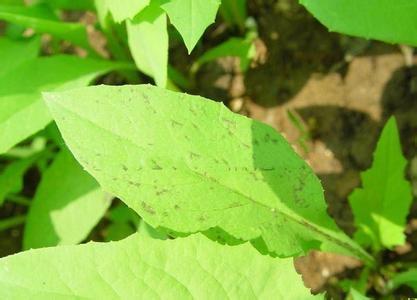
[0,4,90,48]
[219,0,247,30]
[106,0,150,22]
[23,148,111,249]
[196,37,255,71]
[0,233,319,299]
[161,0,220,53]
[0,156,37,205]
[299,0,417,47]
[105,203,140,241]
[44,85,372,263]
[0,55,131,154]
[127,3,168,87]
[349,117,412,251]
[349,288,371,300]
[39,0,95,10]
[390,268,417,293]
[0,36,40,78]
[94,0,109,28]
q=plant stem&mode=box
[0,215,26,231]
[6,195,31,206]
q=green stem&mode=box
[6,195,31,206]
[0,215,26,231]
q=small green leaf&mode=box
[0,4,90,48]
[390,268,417,293]
[196,37,255,71]
[349,288,371,300]
[0,155,37,205]
[300,0,417,47]
[23,148,111,249]
[0,233,319,299]
[45,85,372,263]
[349,117,412,251]
[127,3,168,87]
[106,0,150,22]
[0,36,40,78]
[161,0,220,53]
[0,55,131,154]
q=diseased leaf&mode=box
[127,3,168,87]
[23,149,111,249]
[0,233,319,299]
[0,36,40,77]
[349,117,412,251]
[45,85,372,262]
[390,268,417,293]
[0,155,37,205]
[196,37,255,71]
[161,0,220,53]
[106,0,150,22]
[0,55,131,154]
[300,0,417,47]
[0,4,90,48]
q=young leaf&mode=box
[23,149,111,249]
[127,3,168,87]
[0,4,90,48]
[300,0,417,47]
[0,55,132,154]
[390,268,417,293]
[0,155,38,205]
[161,0,220,53]
[196,37,255,72]
[349,117,412,251]
[44,85,372,262]
[0,36,40,78]
[106,0,150,22]
[0,233,320,299]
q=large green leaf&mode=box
[0,233,319,299]
[0,36,40,78]
[0,55,131,154]
[23,149,111,249]
[0,4,90,48]
[161,0,220,53]
[299,0,417,47]
[127,3,168,87]
[106,0,150,22]
[349,117,412,251]
[44,85,372,263]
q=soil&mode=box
[1,0,417,297]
